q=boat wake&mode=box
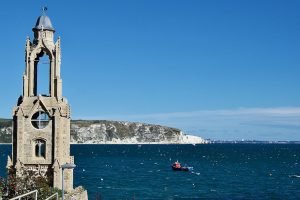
[289,175,300,178]
[187,167,194,171]
[191,171,200,176]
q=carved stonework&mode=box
[8,13,74,192]
[26,165,49,176]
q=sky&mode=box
[0,0,300,141]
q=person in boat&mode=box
[174,161,181,169]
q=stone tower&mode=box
[7,11,74,191]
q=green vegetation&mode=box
[72,120,107,127]
[0,119,11,128]
[0,167,62,199]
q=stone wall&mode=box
[64,186,88,200]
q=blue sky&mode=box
[0,0,300,140]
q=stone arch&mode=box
[32,138,47,158]
[30,44,54,63]
[29,45,54,96]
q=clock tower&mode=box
[8,10,74,191]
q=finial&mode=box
[41,6,48,15]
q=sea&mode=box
[1,144,300,199]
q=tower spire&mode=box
[41,6,48,16]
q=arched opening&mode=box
[35,139,46,158]
[34,52,51,96]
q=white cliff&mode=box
[70,120,207,144]
[0,119,207,144]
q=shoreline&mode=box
[0,142,206,145]
[1,142,299,145]
[70,142,207,145]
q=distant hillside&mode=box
[0,119,206,144]
[0,118,13,143]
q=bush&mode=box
[0,167,62,199]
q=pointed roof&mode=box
[33,14,55,32]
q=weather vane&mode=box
[41,6,48,15]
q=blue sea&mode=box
[1,144,300,199]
